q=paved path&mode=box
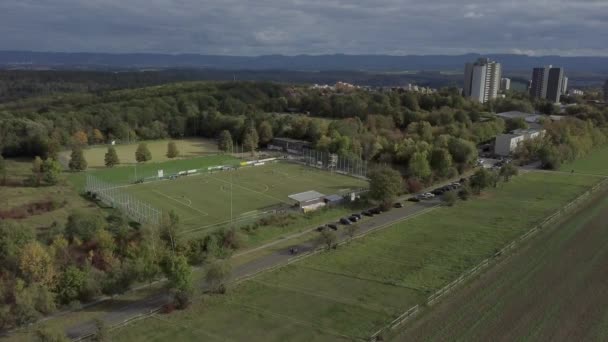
[64,199,441,339]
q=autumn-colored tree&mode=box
[19,241,55,287]
[72,131,88,146]
[92,129,104,144]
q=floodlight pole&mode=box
[230,170,233,228]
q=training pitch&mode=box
[123,162,368,235]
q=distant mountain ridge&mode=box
[1,51,608,73]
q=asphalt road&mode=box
[64,199,441,339]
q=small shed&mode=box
[324,194,344,206]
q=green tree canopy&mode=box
[408,151,432,179]
[42,159,62,185]
[368,165,403,207]
[104,146,119,168]
[68,147,87,171]
[166,141,179,159]
[135,143,152,163]
[218,130,233,152]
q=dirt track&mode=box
[395,190,608,342]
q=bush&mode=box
[442,191,458,206]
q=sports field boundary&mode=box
[368,176,608,341]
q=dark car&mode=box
[316,226,325,232]
[348,216,359,223]
[432,189,444,195]
[351,213,362,220]
[327,223,338,230]
[339,218,352,225]
[393,202,404,208]
[371,208,382,215]
[407,197,421,202]
[362,210,374,217]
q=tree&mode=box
[65,210,106,242]
[505,117,528,132]
[442,191,458,206]
[72,131,88,146]
[19,241,55,286]
[242,127,259,156]
[42,159,62,185]
[317,229,337,250]
[345,224,359,240]
[0,154,6,185]
[135,143,152,163]
[160,210,180,252]
[408,151,432,179]
[163,255,192,293]
[31,156,44,186]
[166,141,179,159]
[68,147,87,171]
[258,121,274,146]
[469,168,496,194]
[499,163,519,182]
[56,266,87,304]
[204,259,231,294]
[104,146,119,168]
[92,129,104,144]
[218,130,233,153]
[368,166,403,208]
[430,148,453,177]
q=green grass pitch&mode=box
[123,161,368,235]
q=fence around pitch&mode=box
[285,148,369,179]
[85,175,162,226]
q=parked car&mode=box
[370,207,382,215]
[432,189,444,196]
[362,210,374,217]
[351,213,362,220]
[421,193,435,199]
[348,216,359,223]
[393,202,404,208]
[339,218,352,225]
[316,226,325,232]
[327,223,338,230]
[407,197,421,202]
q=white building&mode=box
[561,76,568,95]
[494,129,545,156]
[463,58,502,103]
[500,78,511,91]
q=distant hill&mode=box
[1,51,608,74]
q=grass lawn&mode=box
[123,162,368,235]
[110,171,600,341]
[560,145,608,176]
[59,138,219,169]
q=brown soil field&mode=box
[394,189,608,342]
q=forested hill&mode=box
[2,51,608,73]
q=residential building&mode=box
[494,128,545,156]
[463,58,502,103]
[500,78,511,91]
[529,65,565,103]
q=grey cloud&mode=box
[0,0,607,55]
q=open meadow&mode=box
[396,182,608,341]
[559,145,608,176]
[123,162,368,235]
[110,171,601,341]
[59,138,219,169]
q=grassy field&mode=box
[110,171,600,341]
[59,138,219,169]
[396,184,608,341]
[123,162,368,235]
[560,146,608,176]
[0,159,103,233]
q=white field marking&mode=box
[152,190,209,217]
[206,174,290,204]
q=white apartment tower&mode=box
[463,58,502,103]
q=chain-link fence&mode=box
[85,175,162,225]
[285,148,369,179]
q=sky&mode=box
[1,0,607,56]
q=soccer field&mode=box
[124,162,368,235]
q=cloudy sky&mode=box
[1,0,607,56]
